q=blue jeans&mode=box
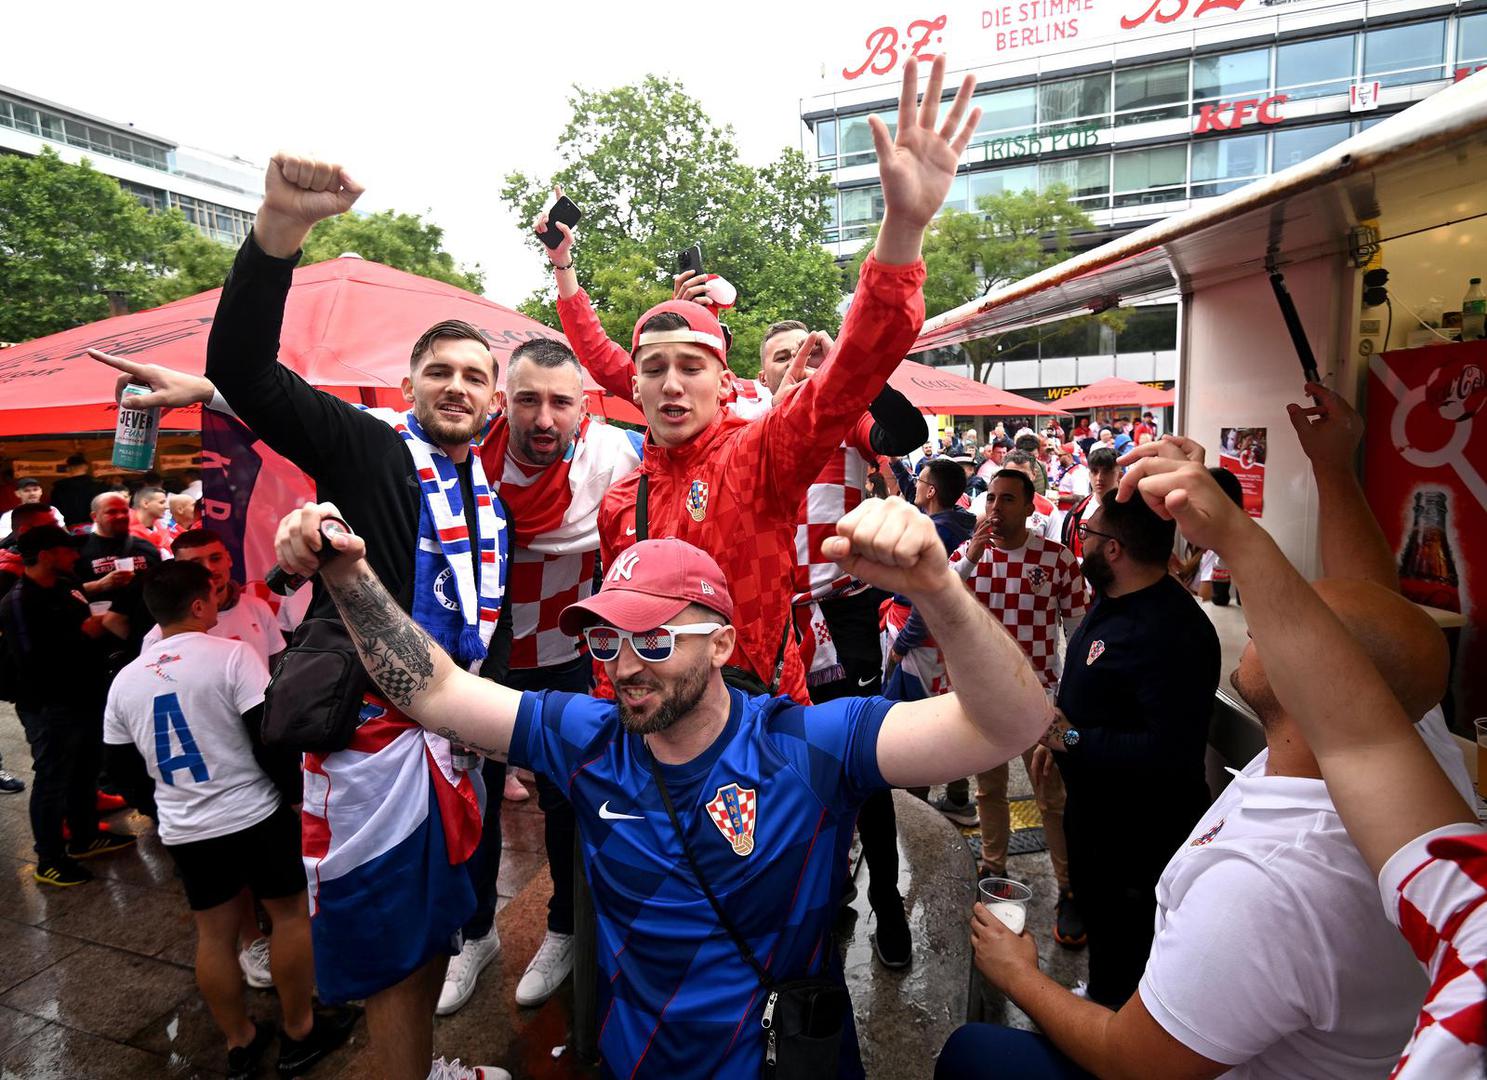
[935,1024,1094,1079]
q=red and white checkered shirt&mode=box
[1381,823,1487,1079]
[506,548,598,669]
[792,414,876,602]
[949,533,1087,692]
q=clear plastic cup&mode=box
[978,877,1032,935]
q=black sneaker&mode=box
[227,1020,276,1080]
[34,858,93,887]
[870,895,913,970]
[276,1005,361,1076]
[67,832,136,860]
[930,794,978,828]
[0,770,24,794]
[1054,888,1088,949]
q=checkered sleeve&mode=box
[767,696,893,810]
[949,540,976,579]
[507,690,615,799]
[1056,545,1088,636]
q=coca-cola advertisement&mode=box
[1218,427,1267,518]
[1364,342,1487,732]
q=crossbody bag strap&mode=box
[645,749,776,992]
[636,473,649,542]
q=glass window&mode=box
[974,87,1036,139]
[815,120,836,161]
[940,174,970,214]
[1459,14,1487,66]
[1039,74,1110,130]
[1272,122,1351,169]
[1115,61,1188,126]
[1364,20,1445,87]
[1116,305,1179,352]
[970,165,1037,208]
[840,184,884,238]
[1039,156,1111,201]
[1276,36,1355,99]
[38,112,64,140]
[1193,48,1271,103]
[1113,146,1186,206]
[1191,133,1266,197]
[838,111,894,167]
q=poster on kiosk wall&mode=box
[1363,342,1487,732]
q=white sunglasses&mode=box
[583,622,724,663]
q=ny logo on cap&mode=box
[609,550,642,583]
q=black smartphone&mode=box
[677,243,704,278]
[538,195,582,249]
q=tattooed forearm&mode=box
[433,725,506,760]
[325,565,439,710]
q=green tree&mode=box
[0,148,192,340]
[302,209,484,293]
[502,76,842,380]
[851,187,1122,383]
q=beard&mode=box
[616,657,711,736]
[512,423,574,467]
[413,398,484,448]
[1082,545,1115,594]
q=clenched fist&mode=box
[820,496,955,598]
[255,153,365,258]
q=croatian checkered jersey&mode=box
[509,686,892,1078]
[1379,823,1487,1079]
[790,413,876,604]
[950,533,1088,691]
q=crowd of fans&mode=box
[0,53,1482,1080]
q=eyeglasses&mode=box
[583,623,724,663]
[1077,523,1117,544]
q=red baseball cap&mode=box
[558,539,734,635]
[631,301,730,369]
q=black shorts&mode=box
[165,805,306,911]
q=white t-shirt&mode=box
[1378,822,1487,1079]
[104,632,279,845]
[141,593,285,669]
[1139,750,1426,1077]
[1413,705,1476,807]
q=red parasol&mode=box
[1048,376,1175,413]
[0,255,643,436]
[887,360,1066,416]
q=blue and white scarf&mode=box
[365,408,508,671]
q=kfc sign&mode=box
[1193,94,1287,133]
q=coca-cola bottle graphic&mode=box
[1398,490,1461,613]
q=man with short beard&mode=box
[1036,487,1219,1009]
[1059,446,1119,563]
[91,154,514,1080]
[272,492,1055,1078]
[77,491,162,656]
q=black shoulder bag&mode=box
[646,751,849,1077]
[635,474,792,698]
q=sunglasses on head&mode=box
[583,622,724,663]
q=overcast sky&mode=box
[8,0,927,307]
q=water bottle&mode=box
[1463,278,1486,342]
[112,383,159,471]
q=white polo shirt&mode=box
[1139,750,1426,1077]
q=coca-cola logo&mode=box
[1426,360,1486,423]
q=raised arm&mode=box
[1287,382,1398,590]
[1117,450,1472,875]
[275,503,522,759]
[822,498,1051,788]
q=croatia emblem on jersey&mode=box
[1191,818,1225,846]
[687,479,709,522]
[706,783,757,856]
[1086,639,1105,666]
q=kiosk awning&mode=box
[911,71,1487,354]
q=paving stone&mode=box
[35,875,192,958]
[1,943,196,1042]
[0,917,86,996]
[0,1021,177,1079]
[0,1004,47,1055]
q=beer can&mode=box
[112,383,160,472]
[451,745,481,773]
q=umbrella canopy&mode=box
[1050,377,1175,413]
[887,360,1066,417]
[0,256,642,436]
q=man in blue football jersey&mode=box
[275,493,1051,1078]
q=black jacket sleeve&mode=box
[866,385,926,457]
[205,232,396,482]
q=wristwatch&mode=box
[1059,727,1081,749]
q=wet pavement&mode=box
[0,705,1084,1078]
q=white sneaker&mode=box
[427,1057,511,1080]
[238,936,272,989]
[515,930,574,1007]
[1071,980,1089,999]
[437,928,501,1016]
[503,772,530,802]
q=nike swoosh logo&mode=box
[598,801,644,821]
[857,676,876,687]
[624,526,637,536]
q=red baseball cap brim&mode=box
[558,588,692,637]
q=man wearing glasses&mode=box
[1032,487,1220,1009]
[272,496,1054,1079]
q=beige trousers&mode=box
[975,747,1070,890]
